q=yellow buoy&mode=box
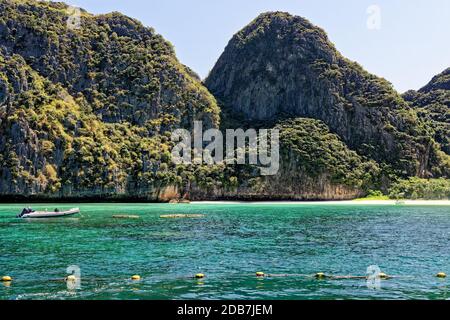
[131,275,141,281]
[195,273,205,279]
[436,272,447,278]
[378,273,389,279]
[315,273,326,279]
[1,276,12,282]
[66,275,77,282]
[256,272,265,278]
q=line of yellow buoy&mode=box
[1,271,447,285]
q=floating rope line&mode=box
[1,271,446,287]
[260,273,418,280]
[113,215,140,219]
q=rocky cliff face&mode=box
[404,68,450,158]
[206,12,448,179]
[0,50,169,199]
[189,118,379,200]
[0,0,222,200]
[0,4,448,201]
[0,0,219,128]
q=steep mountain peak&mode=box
[0,0,219,127]
[404,67,450,156]
[0,0,221,199]
[227,11,337,62]
[419,67,450,93]
[6,0,90,15]
[241,11,317,32]
[206,12,447,178]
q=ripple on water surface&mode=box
[0,203,449,300]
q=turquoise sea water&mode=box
[0,203,449,300]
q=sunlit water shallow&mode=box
[0,203,449,300]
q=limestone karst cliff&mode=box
[404,68,450,157]
[1,3,448,201]
[206,12,449,180]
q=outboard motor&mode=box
[17,208,32,218]
[17,208,28,218]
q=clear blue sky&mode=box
[62,0,450,93]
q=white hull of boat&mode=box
[20,208,80,219]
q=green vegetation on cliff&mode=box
[404,68,450,156]
[389,178,450,200]
[276,118,379,188]
[0,0,227,199]
[206,11,449,181]
[0,0,219,127]
[0,51,174,194]
[0,3,448,200]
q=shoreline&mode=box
[190,200,450,206]
[0,200,449,206]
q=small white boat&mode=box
[17,208,80,219]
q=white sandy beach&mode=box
[191,200,450,206]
